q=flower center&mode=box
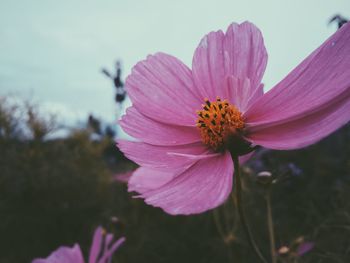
[196,97,245,151]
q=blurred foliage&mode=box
[0,98,133,262]
[0,97,56,141]
[0,97,349,263]
[101,60,127,104]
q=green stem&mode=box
[266,190,277,263]
[232,155,268,263]
[213,209,226,241]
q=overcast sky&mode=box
[0,0,349,126]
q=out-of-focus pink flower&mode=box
[32,226,125,263]
[277,240,314,258]
[113,171,134,183]
[118,21,350,215]
[296,241,314,256]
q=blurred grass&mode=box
[0,97,349,263]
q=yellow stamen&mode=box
[196,97,244,151]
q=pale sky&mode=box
[0,0,349,126]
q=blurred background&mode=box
[0,0,349,262]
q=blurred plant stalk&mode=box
[233,155,268,263]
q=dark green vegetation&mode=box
[0,98,349,263]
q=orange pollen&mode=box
[196,97,245,151]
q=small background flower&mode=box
[32,226,125,263]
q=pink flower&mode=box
[113,170,133,183]
[296,241,314,256]
[32,226,125,263]
[118,21,350,215]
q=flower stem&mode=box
[232,155,268,263]
[266,190,277,263]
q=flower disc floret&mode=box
[196,97,245,151]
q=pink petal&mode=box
[225,76,264,112]
[245,94,350,149]
[120,107,200,146]
[244,23,350,149]
[113,171,133,183]
[117,140,210,170]
[32,244,84,263]
[126,52,201,126]
[104,233,114,248]
[192,21,267,105]
[97,237,125,263]
[98,233,113,263]
[88,227,103,263]
[128,167,182,193]
[141,152,234,215]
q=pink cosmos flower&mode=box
[118,21,350,215]
[32,226,125,263]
